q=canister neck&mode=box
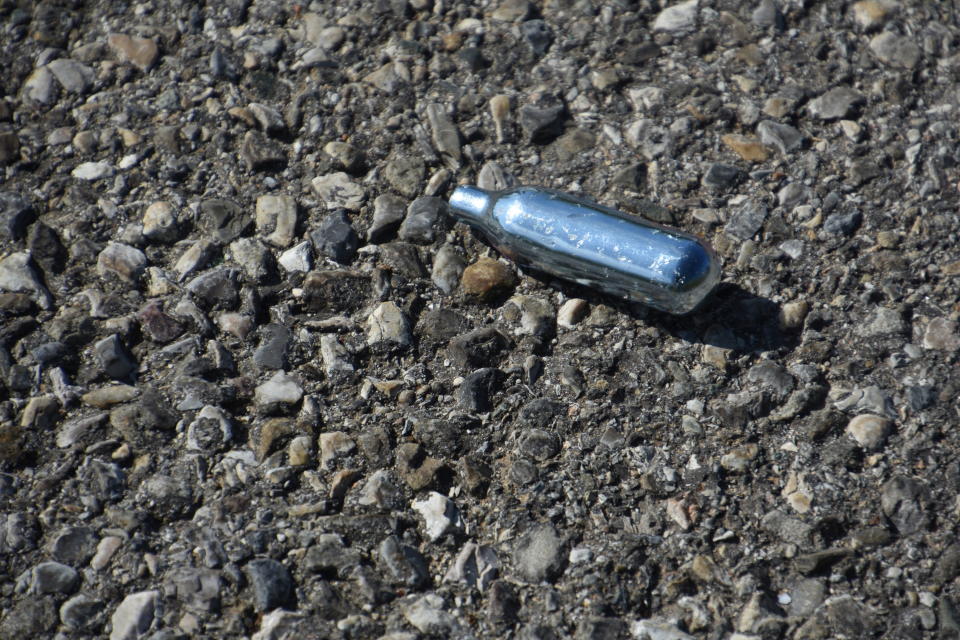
[448,186,492,223]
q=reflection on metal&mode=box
[448,185,720,314]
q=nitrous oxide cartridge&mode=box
[448,185,720,315]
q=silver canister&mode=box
[448,185,720,314]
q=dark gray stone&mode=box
[447,327,509,369]
[253,323,290,371]
[881,476,927,536]
[702,163,744,189]
[518,428,560,461]
[823,210,862,236]
[310,210,359,264]
[519,93,565,143]
[521,19,553,56]
[457,367,504,413]
[399,197,444,245]
[199,199,252,243]
[32,561,79,594]
[50,527,99,566]
[0,191,34,241]
[94,334,136,379]
[378,535,429,588]
[725,199,768,240]
[245,558,294,611]
[59,593,103,632]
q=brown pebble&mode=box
[461,257,517,300]
[107,34,159,71]
[721,134,770,163]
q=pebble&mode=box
[412,491,463,541]
[432,244,467,295]
[425,103,462,168]
[366,302,412,350]
[47,59,94,94]
[60,593,103,632]
[82,385,138,408]
[278,241,313,273]
[241,130,286,170]
[0,252,54,309]
[457,367,504,413]
[721,134,769,163]
[447,327,509,369]
[384,155,425,198]
[369,194,407,243]
[822,210,862,236]
[491,0,532,22]
[557,298,589,328]
[725,199,768,240]
[312,173,364,211]
[808,87,864,120]
[519,91,565,143]
[652,0,699,33]
[31,561,79,594]
[255,371,303,410]
[90,535,123,570]
[0,192,34,241]
[97,242,147,283]
[174,240,216,280]
[779,301,809,331]
[324,141,362,173]
[363,62,406,93]
[403,594,464,636]
[246,559,294,612]
[461,257,517,300]
[107,34,159,71]
[22,66,58,104]
[319,334,355,381]
[489,95,512,143]
[200,199,252,244]
[513,523,566,583]
[856,306,906,337]
[72,161,115,180]
[881,476,927,535]
[248,102,286,135]
[400,197,444,245]
[852,0,895,30]
[138,301,184,343]
[504,295,554,338]
[870,31,921,68]
[0,130,19,165]
[702,163,744,190]
[720,444,759,472]
[922,317,959,351]
[521,20,553,57]
[94,334,136,380]
[230,238,274,284]
[109,590,158,640]
[752,0,784,29]
[311,210,359,264]
[379,535,429,587]
[255,194,298,248]
[142,201,179,243]
[319,431,356,468]
[477,161,515,191]
[518,428,560,461]
[630,620,695,640]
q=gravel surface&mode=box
[1,0,960,638]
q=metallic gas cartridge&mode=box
[448,185,720,314]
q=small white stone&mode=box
[412,491,463,542]
[652,0,699,33]
[72,161,115,180]
[278,241,313,273]
[557,298,589,328]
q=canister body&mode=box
[448,185,720,314]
